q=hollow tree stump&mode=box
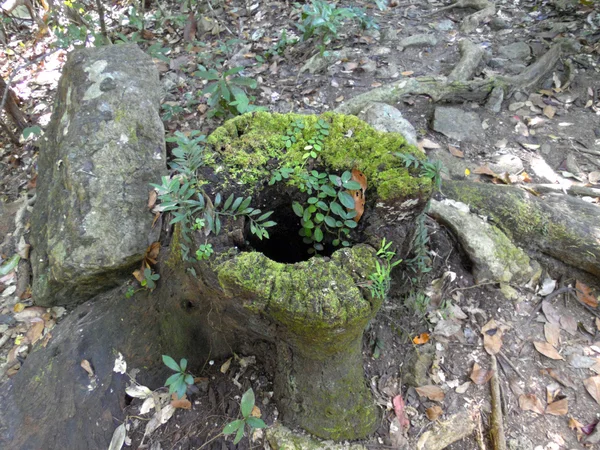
[156,112,433,440]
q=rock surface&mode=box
[266,424,367,450]
[498,42,531,61]
[30,45,166,307]
[428,199,535,284]
[432,107,484,142]
[358,102,418,146]
[398,33,438,51]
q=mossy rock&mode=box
[206,111,432,201]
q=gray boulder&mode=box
[358,102,417,146]
[498,42,531,61]
[30,45,166,307]
[432,107,484,142]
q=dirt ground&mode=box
[1,0,600,448]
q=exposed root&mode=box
[490,355,507,450]
[448,39,485,82]
[461,5,495,33]
[335,40,579,116]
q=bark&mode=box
[0,76,28,132]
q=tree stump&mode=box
[154,112,433,439]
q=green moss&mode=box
[207,112,431,201]
[216,245,377,357]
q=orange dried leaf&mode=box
[545,398,568,416]
[544,323,561,348]
[251,405,262,418]
[171,393,192,410]
[413,333,430,345]
[25,320,45,345]
[519,394,545,415]
[415,385,445,402]
[576,280,598,308]
[470,363,493,385]
[351,169,368,194]
[144,242,161,267]
[13,303,25,313]
[133,269,144,283]
[148,190,158,209]
[568,417,584,430]
[481,319,505,355]
[426,405,443,421]
[534,341,563,360]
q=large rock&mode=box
[432,107,484,142]
[30,45,166,307]
[358,102,418,146]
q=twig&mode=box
[497,350,524,380]
[570,290,600,319]
[475,409,487,450]
[206,0,234,36]
[489,355,507,450]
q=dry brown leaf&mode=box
[171,393,192,410]
[596,318,600,331]
[569,416,584,430]
[546,383,561,403]
[426,405,443,421]
[220,357,232,373]
[335,96,344,103]
[544,323,561,347]
[519,394,545,415]
[539,368,576,389]
[560,315,577,336]
[401,70,414,76]
[576,280,598,308]
[81,359,94,377]
[13,303,25,313]
[133,269,144,283]
[583,376,600,405]
[481,319,505,355]
[543,105,556,119]
[25,320,45,345]
[141,29,156,40]
[470,363,493,385]
[371,82,382,88]
[183,11,197,42]
[144,242,161,267]
[534,341,563,360]
[415,385,445,402]
[348,168,367,222]
[541,301,561,324]
[448,145,464,158]
[545,398,568,416]
[148,190,158,209]
[251,405,262,418]
[418,138,441,150]
[519,172,532,183]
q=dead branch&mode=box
[489,355,507,450]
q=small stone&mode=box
[358,103,417,146]
[489,17,510,30]
[398,34,438,51]
[498,42,531,61]
[435,19,454,31]
[433,107,484,142]
[486,86,504,113]
[509,102,525,111]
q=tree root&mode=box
[448,39,485,82]
[335,39,579,116]
[489,355,507,450]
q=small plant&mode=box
[394,153,446,193]
[195,67,264,117]
[162,355,194,400]
[404,290,431,317]
[141,268,160,290]
[292,170,360,254]
[268,167,295,185]
[264,29,298,58]
[195,243,214,261]
[152,131,276,261]
[223,388,266,444]
[368,238,402,300]
[300,118,330,166]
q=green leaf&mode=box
[234,423,245,444]
[332,239,340,246]
[344,220,358,228]
[223,193,234,211]
[341,171,352,183]
[214,193,222,207]
[316,201,329,211]
[223,419,244,435]
[176,380,187,399]
[292,202,304,217]
[22,125,42,139]
[246,417,267,429]
[338,191,355,209]
[257,211,274,221]
[262,221,277,228]
[225,66,244,76]
[195,69,220,80]
[241,388,255,418]
[343,180,361,190]
[231,77,257,88]
[314,227,323,242]
[185,374,194,385]
[307,197,318,204]
[329,201,345,217]
[162,355,180,372]
[320,185,337,197]
[239,197,252,212]
[315,213,324,222]
[324,216,336,227]
[179,358,188,372]
[165,372,182,387]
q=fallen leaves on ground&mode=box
[584,376,600,405]
[470,363,493,385]
[534,341,564,360]
[544,323,561,347]
[426,405,443,421]
[171,393,192,410]
[546,398,568,416]
[348,168,367,222]
[519,393,545,415]
[448,145,464,158]
[80,359,94,377]
[576,280,598,308]
[415,385,445,402]
[481,319,507,355]
[412,333,430,345]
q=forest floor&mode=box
[1,0,600,449]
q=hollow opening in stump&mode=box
[246,200,339,263]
